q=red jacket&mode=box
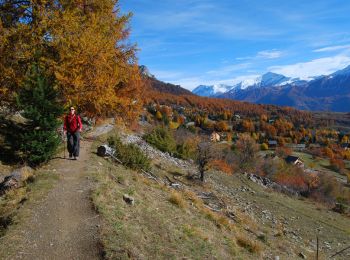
[64,114,82,133]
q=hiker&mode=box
[63,106,82,160]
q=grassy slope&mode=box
[89,137,262,259]
[90,163,240,259]
[90,131,350,259]
[293,151,348,183]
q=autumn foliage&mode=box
[0,0,143,118]
[210,159,233,175]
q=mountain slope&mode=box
[214,66,350,112]
[139,66,194,96]
[88,128,350,259]
[148,77,194,96]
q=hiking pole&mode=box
[61,128,66,159]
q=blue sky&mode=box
[120,0,350,90]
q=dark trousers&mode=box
[67,131,80,157]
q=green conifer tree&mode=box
[16,64,64,166]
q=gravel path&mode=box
[9,140,101,260]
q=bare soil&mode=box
[1,140,102,260]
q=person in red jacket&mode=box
[63,106,82,160]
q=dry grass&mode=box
[236,233,262,254]
[168,190,188,209]
[183,189,202,207]
[89,147,258,259]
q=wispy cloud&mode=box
[163,73,260,91]
[269,55,350,79]
[132,1,284,40]
[237,50,283,61]
[313,44,350,52]
[257,50,283,59]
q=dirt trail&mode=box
[9,139,101,260]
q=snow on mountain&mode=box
[192,71,319,98]
[258,72,291,87]
[192,84,234,96]
[330,64,350,77]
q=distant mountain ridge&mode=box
[139,65,193,96]
[192,66,350,112]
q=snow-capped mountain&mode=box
[192,84,234,97]
[192,65,350,112]
[193,72,306,97]
[254,72,291,87]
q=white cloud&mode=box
[313,44,350,53]
[257,50,283,59]
[170,74,260,91]
[269,55,350,79]
[237,50,283,61]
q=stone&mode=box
[123,194,135,205]
[0,166,34,196]
[298,252,307,259]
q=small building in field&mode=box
[286,143,306,151]
[210,131,221,142]
[285,155,304,167]
[268,140,278,149]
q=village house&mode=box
[286,143,306,151]
[285,155,304,167]
[268,140,278,149]
[210,131,220,142]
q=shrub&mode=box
[236,134,258,170]
[144,126,197,159]
[313,173,343,203]
[176,142,195,159]
[342,150,350,160]
[330,158,345,172]
[169,121,180,129]
[271,163,310,193]
[260,143,268,151]
[108,135,150,171]
[215,121,229,132]
[210,159,233,175]
[275,146,292,158]
[168,191,187,209]
[323,147,334,159]
[144,126,176,154]
[236,234,262,254]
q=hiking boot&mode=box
[74,156,79,160]
[69,154,73,159]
